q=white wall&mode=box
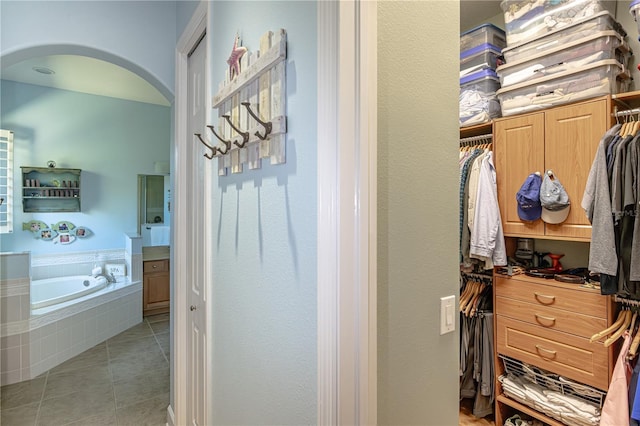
[377,2,460,424]
[208,2,317,424]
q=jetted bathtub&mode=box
[31,275,109,309]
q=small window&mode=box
[0,130,13,234]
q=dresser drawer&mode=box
[496,316,609,390]
[494,276,606,317]
[496,296,607,338]
[144,259,168,273]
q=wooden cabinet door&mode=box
[494,112,545,236]
[145,272,170,307]
[544,99,606,240]
[143,260,170,315]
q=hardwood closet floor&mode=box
[459,398,496,426]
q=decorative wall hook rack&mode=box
[203,28,288,175]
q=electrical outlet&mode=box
[105,263,126,276]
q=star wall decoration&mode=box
[227,34,247,80]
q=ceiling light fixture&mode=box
[32,66,55,75]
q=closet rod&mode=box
[614,295,640,307]
[613,107,640,118]
[461,271,493,281]
[459,133,492,147]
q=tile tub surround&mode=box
[0,314,170,426]
[30,249,129,282]
[0,243,145,386]
[1,282,142,386]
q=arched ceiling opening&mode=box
[1,45,172,107]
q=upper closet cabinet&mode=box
[21,167,81,213]
[494,97,610,241]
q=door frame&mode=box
[174,1,377,424]
[172,2,208,425]
[317,1,378,424]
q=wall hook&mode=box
[222,115,250,148]
[194,133,217,159]
[206,125,231,154]
[241,102,272,140]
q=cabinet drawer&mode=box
[495,276,606,317]
[496,296,607,338]
[144,259,168,273]
[496,316,609,390]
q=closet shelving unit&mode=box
[460,92,640,426]
[459,121,493,140]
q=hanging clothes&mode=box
[459,274,494,418]
[469,151,507,269]
[459,138,507,271]
[601,331,632,426]
[582,122,640,298]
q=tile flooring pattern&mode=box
[0,314,170,426]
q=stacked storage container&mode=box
[459,24,506,127]
[496,1,631,117]
[629,0,640,71]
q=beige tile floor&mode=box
[0,314,170,426]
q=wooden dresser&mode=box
[493,273,616,425]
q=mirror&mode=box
[138,174,171,246]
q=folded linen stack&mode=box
[500,374,601,426]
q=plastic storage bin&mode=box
[497,59,629,116]
[460,23,506,52]
[630,0,640,38]
[502,11,625,63]
[501,0,616,46]
[497,30,629,87]
[460,43,504,78]
[460,69,502,127]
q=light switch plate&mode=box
[440,295,456,335]
[105,263,126,276]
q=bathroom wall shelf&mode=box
[198,28,287,175]
[21,166,81,212]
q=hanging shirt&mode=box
[469,152,507,268]
[582,125,621,277]
[601,331,632,426]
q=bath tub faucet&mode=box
[105,272,117,283]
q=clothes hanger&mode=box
[464,282,485,317]
[628,316,640,359]
[590,309,628,343]
[459,280,475,312]
[604,310,632,347]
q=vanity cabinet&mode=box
[21,167,81,213]
[493,97,611,241]
[143,259,170,316]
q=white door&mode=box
[186,31,208,426]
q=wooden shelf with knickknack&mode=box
[21,166,81,213]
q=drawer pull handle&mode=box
[153,265,158,269]
[534,292,556,304]
[534,313,556,326]
[535,345,557,358]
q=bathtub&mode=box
[31,275,109,309]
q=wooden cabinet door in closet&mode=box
[494,112,545,236]
[494,97,610,241]
[544,99,607,240]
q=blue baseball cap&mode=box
[516,173,542,222]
